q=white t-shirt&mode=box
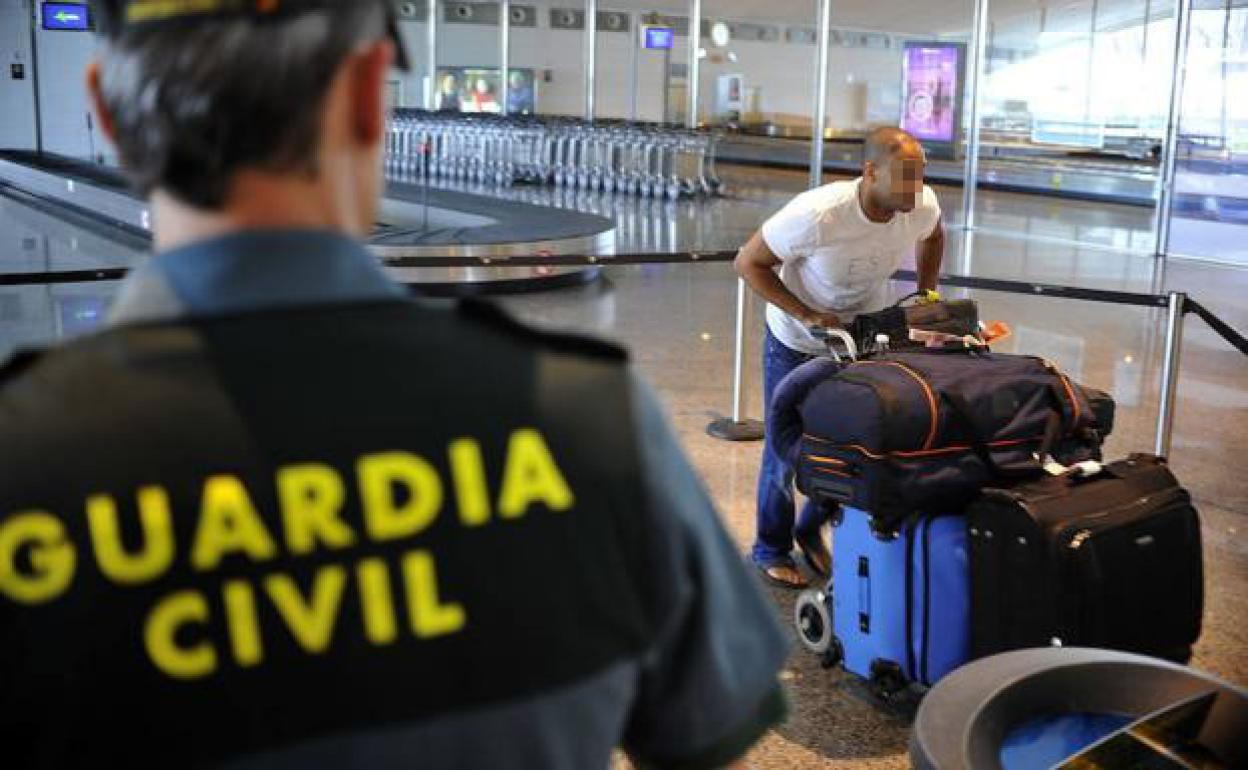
[761,178,941,355]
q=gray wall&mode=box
[34,12,109,162]
[8,1,919,159]
[0,0,37,150]
[391,2,914,128]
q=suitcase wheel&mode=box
[794,590,833,656]
[820,637,844,670]
[868,660,909,702]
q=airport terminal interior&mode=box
[2,0,1247,767]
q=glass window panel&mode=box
[974,0,1174,252]
[1167,4,1248,264]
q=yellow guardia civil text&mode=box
[0,429,575,680]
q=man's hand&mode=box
[917,217,945,293]
[802,310,843,329]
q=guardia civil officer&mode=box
[0,2,788,767]
[736,127,946,589]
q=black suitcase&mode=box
[967,454,1203,663]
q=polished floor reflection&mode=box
[2,169,1246,769]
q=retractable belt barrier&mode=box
[1187,298,1248,357]
[2,251,1245,456]
[5,253,1239,356]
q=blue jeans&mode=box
[752,326,828,567]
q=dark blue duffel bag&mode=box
[769,346,1113,535]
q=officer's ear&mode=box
[85,60,118,148]
[348,39,394,149]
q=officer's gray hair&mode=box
[97,4,388,209]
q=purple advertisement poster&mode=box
[901,44,961,144]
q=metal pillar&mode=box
[961,0,990,230]
[686,0,702,128]
[1082,0,1099,128]
[809,0,832,190]
[1155,292,1187,457]
[707,278,764,442]
[629,12,639,121]
[1142,0,1153,65]
[1155,0,1193,256]
[425,0,438,109]
[500,0,511,115]
[29,0,43,153]
[585,0,598,120]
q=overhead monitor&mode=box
[641,25,675,50]
[901,42,966,157]
[42,3,91,31]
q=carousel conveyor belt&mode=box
[0,150,614,294]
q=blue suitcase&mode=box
[796,506,971,698]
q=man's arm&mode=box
[734,232,840,328]
[916,217,945,293]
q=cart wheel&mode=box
[820,637,844,670]
[794,590,832,655]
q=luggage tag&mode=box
[1034,411,1104,480]
[1040,456,1105,479]
[908,328,985,349]
[979,320,1012,345]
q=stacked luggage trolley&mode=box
[385,111,724,199]
[771,305,1204,703]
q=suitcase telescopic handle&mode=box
[809,326,858,363]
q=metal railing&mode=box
[384,111,724,199]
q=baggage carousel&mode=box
[0,150,614,294]
[719,133,1160,208]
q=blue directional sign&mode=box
[641,25,674,50]
[42,3,91,31]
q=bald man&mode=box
[736,126,945,589]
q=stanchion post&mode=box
[708,277,764,442]
[731,276,748,421]
[1155,291,1186,458]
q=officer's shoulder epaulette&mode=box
[457,298,629,362]
[0,348,50,387]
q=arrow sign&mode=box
[42,3,91,30]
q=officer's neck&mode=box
[150,170,368,253]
